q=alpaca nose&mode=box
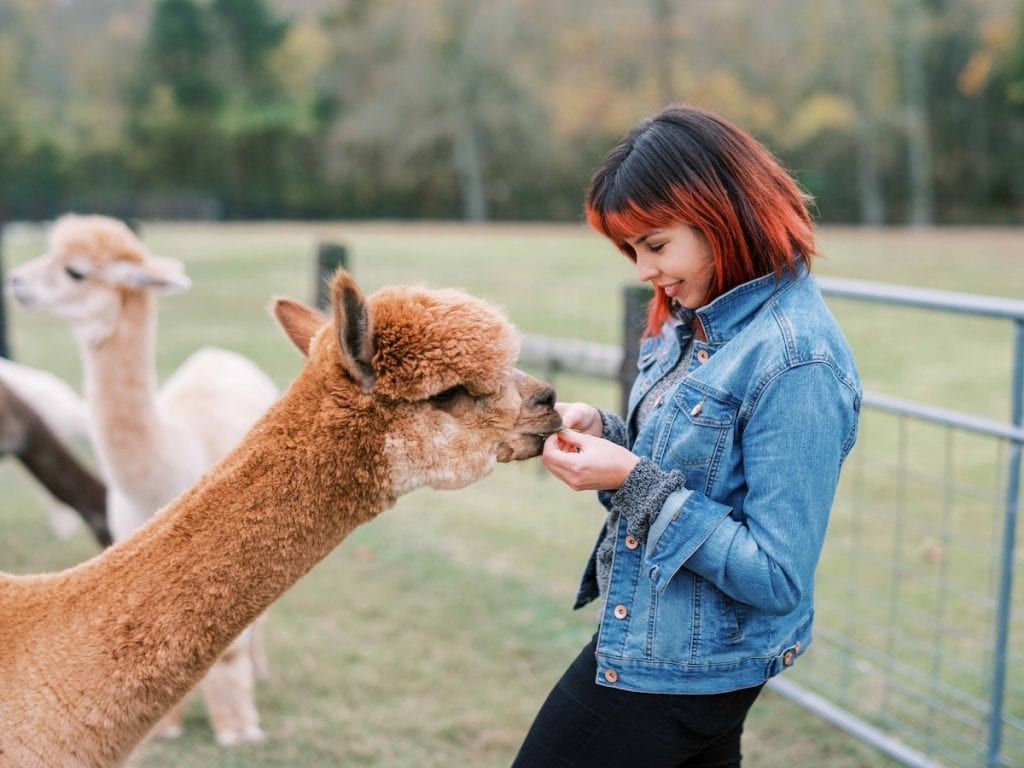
[6,274,30,304]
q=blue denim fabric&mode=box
[574,264,861,694]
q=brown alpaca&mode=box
[0,269,561,768]
[0,379,111,547]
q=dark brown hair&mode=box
[585,104,816,335]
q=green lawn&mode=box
[2,221,1021,767]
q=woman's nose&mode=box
[635,254,658,282]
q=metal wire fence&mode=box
[519,275,1024,768]
[775,278,1024,768]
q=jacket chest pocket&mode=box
[661,387,737,494]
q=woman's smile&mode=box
[661,280,683,299]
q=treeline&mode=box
[1,0,1022,224]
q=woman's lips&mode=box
[662,281,682,298]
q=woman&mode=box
[512,104,861,767]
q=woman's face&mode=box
[627,223,715,310]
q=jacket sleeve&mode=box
[642,362,860,615]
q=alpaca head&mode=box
[275,269,561,496]
[7,213,190,345]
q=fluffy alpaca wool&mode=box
[0,268,561,767]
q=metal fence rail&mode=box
[518,275,1024,768]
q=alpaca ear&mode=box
[331,269,376,392]
[98,257,192,295]
[272,298,325,358]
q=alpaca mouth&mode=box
[496,420,561,463]
[7,283,34,307]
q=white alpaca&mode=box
[0,267,561,768]
[0,357,97,540]
[8,214,279,745]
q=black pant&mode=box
[511,636,764,768]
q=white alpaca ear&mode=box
[99,257,192,295]
[272,298,325,357]
[331,270,376,392]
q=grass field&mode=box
[2,221,1022,767]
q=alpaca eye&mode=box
[65,266,86,281]
[429,385,466,407]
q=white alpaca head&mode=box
[8,214,190,346]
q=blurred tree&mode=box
[320,0,558,220]
[130,0,222,195]
[842,0,891,224]
[206,0,301,216]
[0,0,1020,223]
[145,0,218,109]
[651,0,676,106]
[898,0,937,226]
[1006,0,1024,106]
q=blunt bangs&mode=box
[585,197,682,260]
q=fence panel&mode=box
[518,275,1024,768]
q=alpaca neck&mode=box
[79,290,167,491]
[39,373,392,762]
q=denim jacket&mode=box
[575,264,861,694]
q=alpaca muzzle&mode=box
[496,371,561,462]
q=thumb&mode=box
[553,428,586,452]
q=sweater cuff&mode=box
[609,458,685,543]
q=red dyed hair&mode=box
[585,104,816,336]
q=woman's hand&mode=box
[554,401,603,437]
[542,429,640,492]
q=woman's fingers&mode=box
[554,402,601,435]
[542,432,639,491]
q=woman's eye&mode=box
[64,266,86,281]
[648,243,665,254]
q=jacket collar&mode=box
[694,262,808,344]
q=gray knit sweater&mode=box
[593,338,692,599]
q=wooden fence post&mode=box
[316,242,349,310]
[619,284,652,416]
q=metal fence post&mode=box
[987,318,1023,768]
[316,242,349,311]
[619,284,652,416]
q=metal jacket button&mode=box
[624,535,639,550]
[614,604,628,619]
[604,668,619,683]
[696,349,709,364]
[690,400,703,417]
